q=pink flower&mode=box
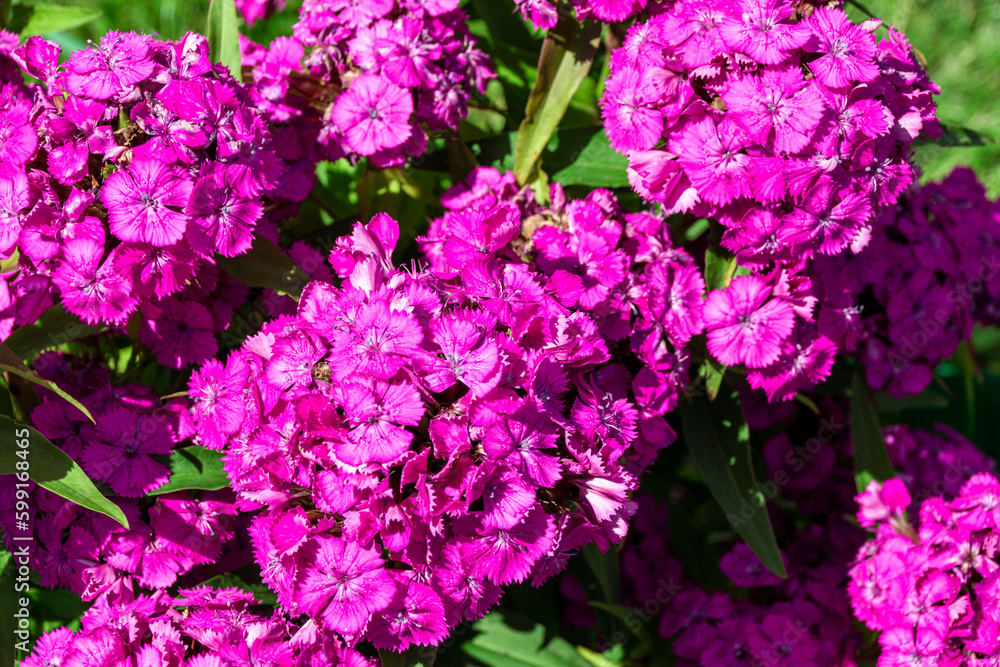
[296,536,395,635]
[331,75,414,156]
[101,156,193,247]
[703,275,795,368]
[81,405,173,497]
[805,7,880,88]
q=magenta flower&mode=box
[138,298,219,369]
[671,117,753,207]
[331,74,414,156]
[185,165,263,257]
[189,355,249,450]
[805,7,880,88]
[719,0,810,65]
[101,156,193,247]
[703,275,795,368]
[81,405,173,497]
[62,31,155,99]
[296,537,396,635]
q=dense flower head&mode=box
[0,349,244,597]
[601,0,939,265]
[421,167,694,459]
[191,210,668,653]
[0,32,269,367]
[240,0,494,181]
[849,468,1000,664]
[809,168,1000,396]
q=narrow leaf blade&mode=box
[0,416,128,528]
[216,237,309,299]
[680,392,786,578]
[512,16,601,186]
[0,341,94,422]
[3,304,102,361]
[850,373,895,491]
[207,0,242,79]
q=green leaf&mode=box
[680,391,786,578]
[206,0,242,79]
[0,0,13,31]
[704,222,737,292]
[0,416,128,528]
[576,646,621,667]
[545,127,630,188]
[379,646,437,667]
[850,373,895,491]
[512,15,601,186]
[468,0,537,51]
[3,304,102,362]
[0,550,15,667]
[580,543,619,606]
[461,612,592,667]
[216,237,309,299]
[148,446,228,495]
[17,4,102,37]
[0,341,94,422]
[697,358,727,402]
[915,124,995,147]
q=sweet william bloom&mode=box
[703,275,795,368]
[184,165,264,257]
[80,405,173,497]
[296,536,396,635]
[331,74,414,156]
[52,237,138,326]
[101,157,193,247]
[805,7,880,88]
[189,354,249,450]
[62,31,155,99]
[724,67,824,155]
[718,0,810,65]
[138,298,219,369]
[671,117,753,207]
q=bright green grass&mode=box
[849,0,1000,196]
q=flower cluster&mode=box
[602,0,939,264]
[241,0,493,182]
[514,0,655,29]
[236,0,287,25]
[560,397,994,666]
[421,167,695,467]
[0,31,272,367]
[811,168,1000,397]
[20,588,317,667]
[0,350,243,597]
[849,470,1000,664]
[190,209,657,653]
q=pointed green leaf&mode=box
[546,127,630,188]
[0,341,94,422]
[18,4,102,37]
[216,237,309,299]
[0,416,128,528]
[704,222,737,292]
[680,391,786,578]
[850,373,895,491]
[207,0,242,80]
[512,15,601,186]
[915,124,995,148]
[148,446,228,495]
[580,542,619,605]
[576,646,621,667]
[3,304,102,362]
[461,612,591,667]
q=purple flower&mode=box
[101,156,193,247]
[331,75,414,156]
